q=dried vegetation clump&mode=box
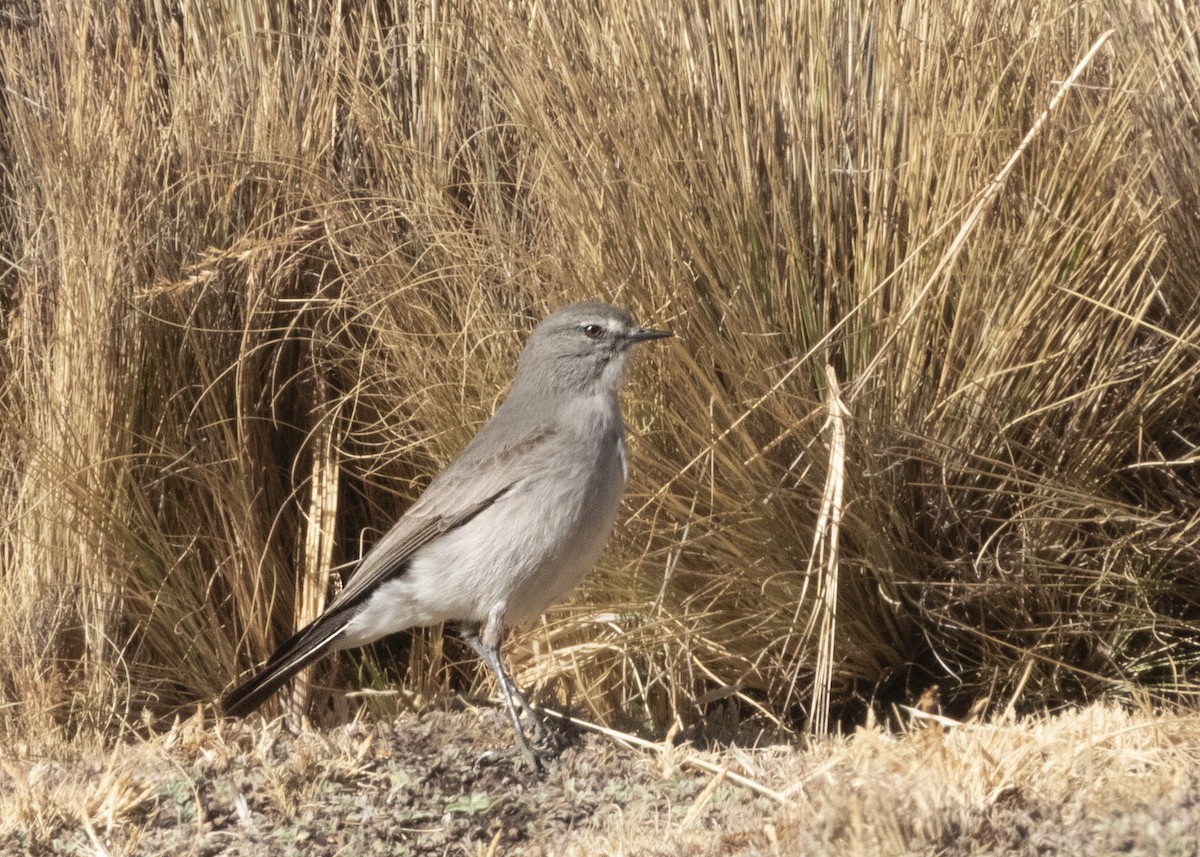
[0,0,1198,766]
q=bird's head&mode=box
[514,302,671,398]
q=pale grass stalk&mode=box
[810,366,849,736]
[291,382,341,718]
[777,365,849,734]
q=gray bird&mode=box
[220,302,670,768]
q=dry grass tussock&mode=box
[1,703,1197,854]
[1,0,1199,758]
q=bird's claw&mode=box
[474,741,548,774]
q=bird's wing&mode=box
[321,423,559,614]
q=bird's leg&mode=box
[464,617,547,738]
[509,684,545,738]
[496,665,545,740]
[462,626,546,770]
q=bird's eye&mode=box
[582,324,603,339]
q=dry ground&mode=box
[2,702,1198,856]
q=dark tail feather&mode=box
[220,619,345,718]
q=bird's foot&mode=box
[474,739,551,774]
[473,707,565,774]
[514,699,548,743]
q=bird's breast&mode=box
[374,410,629,632]
[495,418,627,621]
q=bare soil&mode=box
[3,704,1199,856]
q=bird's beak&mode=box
[627,326,673,343]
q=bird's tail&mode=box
[220,617,346,718]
